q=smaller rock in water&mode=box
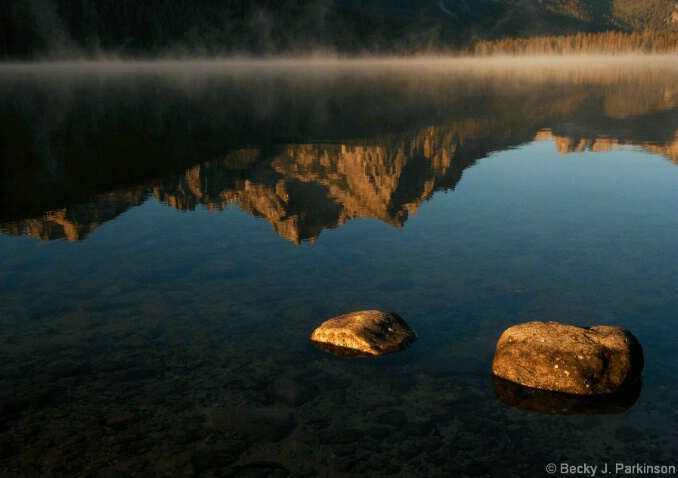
[492,321,643,395]
[310,310,416,357]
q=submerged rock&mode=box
[271,377,316,407]
[310,310,416,357]
[492,321,643,395]
[206,406,295,442]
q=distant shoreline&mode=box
[469,30,678,56]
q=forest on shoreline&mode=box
[471,30,678,55]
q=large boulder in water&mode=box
[310,310,416,358]
[492,321,643,395]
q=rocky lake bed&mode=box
[0,291,676,477]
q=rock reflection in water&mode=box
[1,58,678,244]
[3,123,678,244]
[492,375,642,415]
[0,188,148,241]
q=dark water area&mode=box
[0,57,677,477]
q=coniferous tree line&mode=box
[472,30,678,56]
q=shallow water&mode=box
[0,58,677,477]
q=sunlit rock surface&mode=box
[492,321,643,395]
[492,375,642,415]
[311,310,416,358]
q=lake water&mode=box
[0,57,677,477]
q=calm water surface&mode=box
[0,58,677,477]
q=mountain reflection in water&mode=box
[1,57,677,243]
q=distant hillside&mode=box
[0,0,676,58]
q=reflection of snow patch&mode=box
[438,0,456,19]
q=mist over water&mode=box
[4,53,678,71]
